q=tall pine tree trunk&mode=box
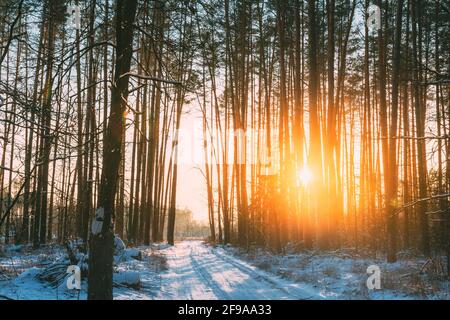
[88,0,138,300]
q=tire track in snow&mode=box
[156,244,217,300]
[210,246,317,299]
[189,245,232,300]
[155,241,321,300]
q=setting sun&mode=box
[297,166,313,186]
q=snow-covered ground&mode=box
[0,243,164,300]
[0,240,448,300]
[154,241,320,299]
[221,243,450,300]
[0,241,320,300]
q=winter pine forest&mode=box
[0,0,449,300]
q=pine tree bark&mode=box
[88,0,138,300]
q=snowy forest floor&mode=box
[221,243,450,299]
[0,240,448,300]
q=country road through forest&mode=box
[154,241,321,300]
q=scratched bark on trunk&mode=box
[88,0,138,300]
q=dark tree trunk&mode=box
[88,0,138,300]
[386,0,403,263]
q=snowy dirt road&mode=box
[0,240,323,300]
[154,241,321,300]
